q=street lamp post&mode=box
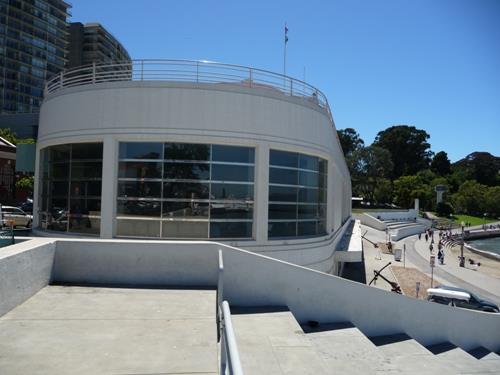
[459,221,465,267]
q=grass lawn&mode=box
[449,214,498,226]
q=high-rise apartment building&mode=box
[67,22,130,68]
[0,0,71,113]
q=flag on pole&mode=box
[285,23,288,44]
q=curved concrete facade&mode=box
[34,80,351,272]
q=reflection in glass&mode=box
[164,162,209,180]
[117,219,161,237]
[212,164,254,182]
[269,149,327,239]
[117,200,161,217]
[117,142,255,239]
[39,143,103,236]
[270,150,298,168]
[211,183,253,200]
[119,161,162,179]
[212,145,254,163]
[210,202,253,219]
[118,181,162,198]
[164,143,210,161]
[162,201,209,218]
[119,142,162,159]
[163,182,209,199]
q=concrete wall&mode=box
[360,213,386,230]
[48,238,500,352]
[390,224,426,241]
[34,81,352,270]
[0,238,55,316]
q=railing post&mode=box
[92,62,96,84]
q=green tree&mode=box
[430,151,451,176]
[373,125,433,178]
[485,186,500,217]
[337,128,364,157]
[452,152,500,186]
[0,128,18,144]
[374,178,393,205]
[349,145,393,203]
[393,175,432,209]
[452,180,488,215]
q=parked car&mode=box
[427,286,499,313]
[0,206,32,228]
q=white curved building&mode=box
[34,60,352,272]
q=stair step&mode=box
[231,306,328,375]
[369,333,431,356]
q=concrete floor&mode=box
[0,285,218,375]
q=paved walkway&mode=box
[401,233,500,306]
[0,285,218,375]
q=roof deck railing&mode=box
[44,59,332,118]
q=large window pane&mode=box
[212,164,254,182]
[49,145,70,162]
[298,204,318,219]
[119,161,162,179]
[72,143,103,160]
[119,142,163,159]
[268,221,296,237]
[51,163,69,179]
[117,200,161,217]
[212,145,254,163]
[163,182,209,199]
[269,168,297,185]
[118,181,161,198]
[269,185,297,202]
[298,188,318,203]
[71,162,102,179]
[299,154,319,171]
[162,201,209,219]
[164,162,210,180]
[269,204,296,220]
[270,150,297,168]
[298,221,317,236]
[210,222,252,238]
[299,171,319,187]
[211,183,253,200]
[210,202,253,219]
[164,143,210,161]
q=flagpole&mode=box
[283,22,288,88]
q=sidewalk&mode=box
[400,234,500,306]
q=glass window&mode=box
[163,182,209,200]
[269,185,297,202]
[164,143,209,161]
[119,142,163,159]
[38,143,103,235]
[164,162,209,180]
[119,161,162,179]
[269,150,327,239]
[118,181,161,198]
[269,168,297,185]
[117,219,161,237]
[212,164,254,182]
[270,150,298,168]
[117,142,255,239]
[211,183,253,200]
[212,145,254,163]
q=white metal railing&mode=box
[217,250,244,375]
[44,59,332,118]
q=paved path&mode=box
[0,285,218,375]
[402,235,500,306]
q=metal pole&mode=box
[460,224,465,267]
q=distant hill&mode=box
[452,152,500,186]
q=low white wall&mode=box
[0,239,56,316]
[48,238,500,352]
[390,224,426,241]
[334,220,363,263]
[378,209,417,221]
[360,213,386,230]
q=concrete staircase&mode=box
[231,306,500,374]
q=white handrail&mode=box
[220,301,244,375]
[43,59,333,120]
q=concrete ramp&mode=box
[0,285,218,375]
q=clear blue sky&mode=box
[70,0,500,162]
